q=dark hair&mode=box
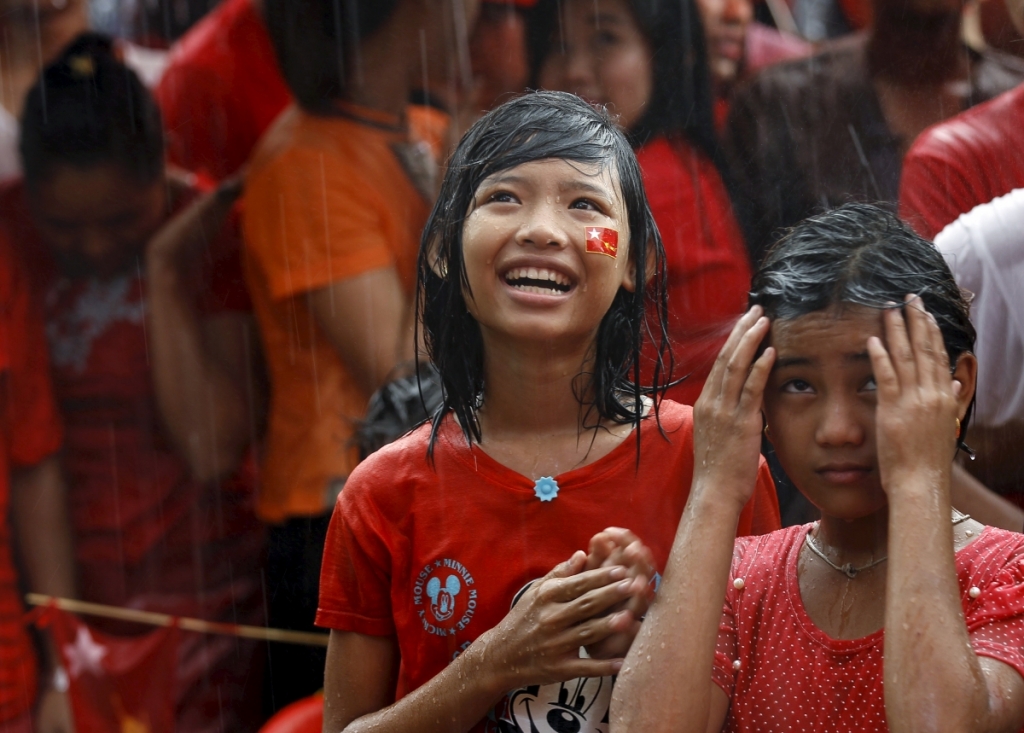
[19,32,164,186]
[263,0,400,113]
[418,90,670,456]
[527,0,723,167]
[750,203,977,449]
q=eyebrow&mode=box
[482,174,612,199]
[587,11,626,26]
[772,352,871,370]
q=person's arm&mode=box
[950,461,1024,532]
[871,300,1024,733]
[145,181,265,483]
[324,555,640,733]
[612,307,775,733]
[10,454,76,733]
[307,268,413,398]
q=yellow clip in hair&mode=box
[68,55,95,78]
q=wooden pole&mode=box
[26,594,330,647]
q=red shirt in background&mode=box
[317,401,779,732]
[714,524,1024,732]
[155,0,290,181]
[0,180,262,620]
[900,84,1024,240]
[638,136,752,407]
[0,233,63,724]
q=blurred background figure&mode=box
[243,0,478,714]
[933,190,1024,528]
[694,0,812,126]
[726,0,1024,264]
[0,0,166,181]
[468,0,534,110]
[531,0,753,407]
[0,235,76,733]
[900,2,1024,238]
[155,0,289,182]
[3,33,266,733]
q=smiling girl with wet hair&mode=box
[613,203,1024,732]
[316,90,779,733]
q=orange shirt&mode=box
[243,104,438,523]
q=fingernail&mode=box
[618,579,633,591]
[611,660,624,673]
[609,566,626,580]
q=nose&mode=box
[515,202,571,250]
[814,395,866,447]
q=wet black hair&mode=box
[527,0,723,168]
[418,90,670,457]
[750,203,977,450]
[263,0,400,114]
[19,32,164,186]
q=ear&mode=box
[620,234,654,294]
[952,351,978,422]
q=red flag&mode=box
[41,608,179,733]
[585,227,619,258]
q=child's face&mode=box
[461,157,635,350]
[538,0,653,132]
[762,305,890,520]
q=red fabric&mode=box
[259,694,323,733]
[155,0,291,181]
[713,524,1024,732]
[0,232,63,723]
[44,607,180,733]
[317,401,779,731]
[637,137,752,407]
[900,84,1024,240]
[0,179,265,730]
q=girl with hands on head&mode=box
[315,91,780,733]
[613,203,1024,733]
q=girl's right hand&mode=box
[479,552,638,691]
[692,306,775,510]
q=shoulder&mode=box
[908,85,1024,172]
[732,524,806,572]
[161,0,248,73]
[648,399,694,436]
[935,187,1024,267]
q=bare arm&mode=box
[950,462,1024,533]
[872,302,1024,733]
[11,454,77,733]
[612,308,774,733]
[308,268,413,399]
[326,557,639,733]
[961,421,1024,497]
[146,182,265,483]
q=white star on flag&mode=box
[64,625,108,678]
[587,228,602,240]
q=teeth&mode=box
[504,267,570,288]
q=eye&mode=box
[593,29,621,49]
[569,198,602,212]
[486,190,519,205]
[781,379,813,394]
[861,376,877,392]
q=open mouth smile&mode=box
[503,266,573,295]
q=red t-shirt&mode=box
[0,233,63,723]
[0,179,263,619]
[317,400,780,732]
[155,0,291,181]
[638,137,752,407]
[900,84,1024,240]
[713,524,1024,732]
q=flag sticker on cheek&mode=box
[585,227,619,258]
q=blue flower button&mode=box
[533,476,559,502]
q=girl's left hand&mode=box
[867,295,961,494]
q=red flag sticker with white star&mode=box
[585,227,619,258]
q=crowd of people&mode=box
[2,0,1024,731]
